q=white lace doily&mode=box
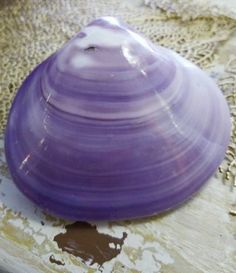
[144,0,236,20]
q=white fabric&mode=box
[144,0,236,20]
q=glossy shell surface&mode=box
[5,17,231,220]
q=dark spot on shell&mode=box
[84,46,96,52]
[53,221,127,266]
[40,221,45,226]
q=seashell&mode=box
[4,17,231,220]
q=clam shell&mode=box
[5,17,231,220]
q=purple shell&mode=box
[5,17,231,220]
